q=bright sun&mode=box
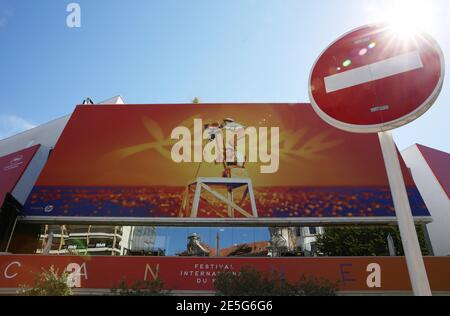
[375,0,435,36]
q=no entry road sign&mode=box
[308,23,446,296]
[309,24,445,133]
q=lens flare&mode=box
[359,48,368,56]
[342,59,352,67]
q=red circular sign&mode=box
[309,24,445,133]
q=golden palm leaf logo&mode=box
[104,115,202,161]
[104,116,344,164]
[246,128,343,163]
[279,129,344,161]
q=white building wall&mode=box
[12,145,51,205]
[294,227,323,255]
[402,145,450,256]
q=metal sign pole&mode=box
[4,218,18,253]
[378,130,432,296]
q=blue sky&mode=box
[153,227,271,256]
[0,0,449,152]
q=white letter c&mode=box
[4,261,21,279]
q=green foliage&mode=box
[293,275,338,296]
[18,265,73,296]
[110,279,170,296]
[214,266,338,296]
[316,225,429,256]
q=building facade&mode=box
[402,144,450,256]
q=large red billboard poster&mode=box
[0,255,449,293]
[22,104,429,223]
[0,145,41,206]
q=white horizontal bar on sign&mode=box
[324,51,423,93]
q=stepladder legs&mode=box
[227,188,234,218]
[185,178,258,218]
[190,182,202,218]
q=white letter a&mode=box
[66,3,81,28]
[366,263,381,288]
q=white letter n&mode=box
[144,264,159,281]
